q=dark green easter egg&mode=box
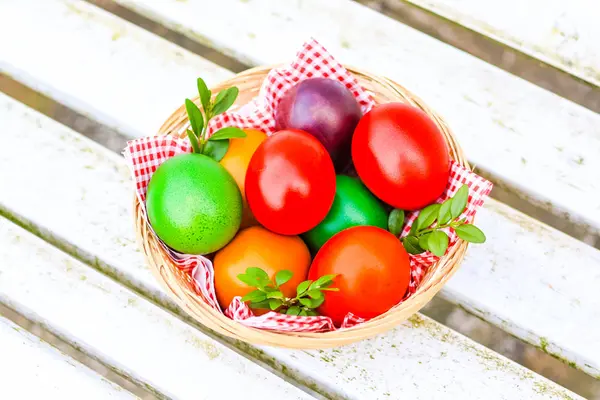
[303,175,388,252]
[146,153,242,255]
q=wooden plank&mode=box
[0,218,315,400]
[0,0,231,138]
[113,0,600,237]
[402,0,600,87]
[0,97,582,399]
[0,316,137,399]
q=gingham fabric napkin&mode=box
[123,38,492,332]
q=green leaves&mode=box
[183,77,244,160]
[275,270,293,286]
[437,199,453,225]
[417,204,440,230]
[451,185,469,218]
[427,230,449,257]
[236,267,338,317]
[196,78,211,113]
[402,236,424,255]
[286,306,300,316]
[241,290,266,303]
[388,209,405,236]
[296,280,311,297]
[209,126,247,141]
[212,87,239,115]
[185,99,204,139]
[455,224,486,243]
[399,184,486,256]
[186,129,201,154]
[202,140,229,162]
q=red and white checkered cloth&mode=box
[123,38,492,333]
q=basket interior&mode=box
[135,65,470,348]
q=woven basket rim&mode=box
[134,65,470,349]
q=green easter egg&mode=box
[303,175,388,252]
[146,153,242,254]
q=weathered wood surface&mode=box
[0,94,583,399]
[0,218,315,400]
[0,0,231,138]
[402,0,600,87]
[2,0,599,235]
[0,316,137,399]
[112,0,600,237]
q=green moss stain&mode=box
[540,337,549,353]
[533,381,575,400]
[408,314,425,328]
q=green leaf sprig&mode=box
[184,78,246,161]
[237,267,338,316]
[388,184,486,257]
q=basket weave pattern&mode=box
[134,65,470,349]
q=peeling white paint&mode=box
[0,316,136,399]
[0,93,583,399]
[114,0,600,236]
[0,219,313,400]
[0,0,232,138]
[404,0,600,86]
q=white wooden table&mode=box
[1,0,598,398]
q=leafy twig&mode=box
[237,267,338,316]
[388,184,486,257]
[184,78,246,161]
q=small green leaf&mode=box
[310,296,325,308]
[451,185,469,218]
[296,280,312,297]
[237,274,259,287]
[299,309,308,317]
[299,298,313,307]
[209,126,247,141]
[313,274,337,288]
[418,233,431,251]
[266,291,284,299]
[388,209,405,236]
[307,290,323,299]
[186,129,201,154]
[242,290,266,303]
[275,270,293,287]
[402,236,424,255]
[320,287,339,292]
[438,199,453,225]
[286,306,300,316]
[202,139,229,161]
[305,310,319,316]
[428,230,449,257]
[212,87,239,115]
[269,298,282,310]
[417,204,441,230]
[196,78,211,114]
[250,300,270,310]
[455,224,486,243]
[409,220,419,236]
[319,280,334,289]
[246,267,269,281]
[184,99,204,137]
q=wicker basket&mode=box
[134,65,470,349]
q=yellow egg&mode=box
[219,128,267,228]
